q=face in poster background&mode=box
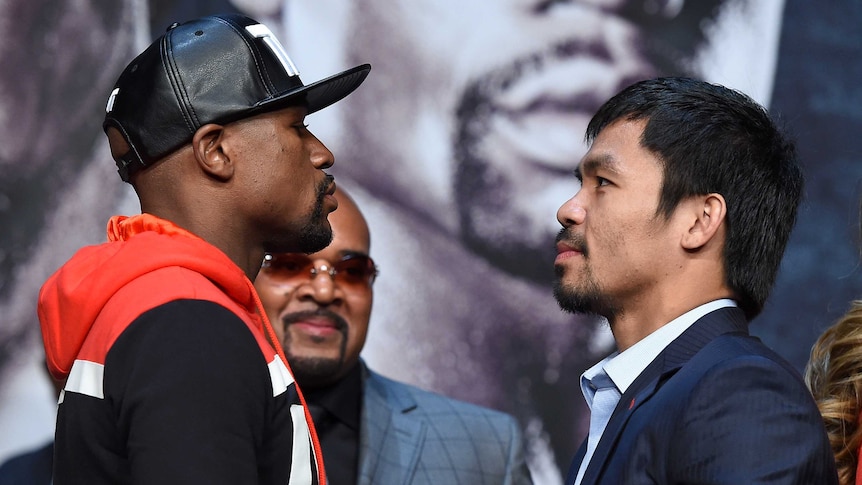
[279,0,783,480]
[6,1,862,484]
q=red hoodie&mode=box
[38,214,324,485]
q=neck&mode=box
[609,286,733,352]
[140,207,262,281]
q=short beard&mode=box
[282,309,349,388]
[294,176,335,254]
[285,355,344,389]
[553,264,621,320]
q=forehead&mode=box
[242,104,308,127]
[578,118,662,180]
[311,197,371,259]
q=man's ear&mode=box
[681,193,727,250]
[192,123,234,182]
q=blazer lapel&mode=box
[565,440,588,484]
[358,367,426,485]
[578,359,664,485]
[578,307,748,485]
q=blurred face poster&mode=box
[1,1,860,482]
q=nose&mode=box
[309,133,335,170]
[557,192,586,228]
[294,265,343,306]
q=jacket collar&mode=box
[357,362,425,485]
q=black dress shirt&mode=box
[304,364,363,485]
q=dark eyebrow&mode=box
[579,153,622,178]
[338,249,369,259]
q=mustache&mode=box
[282,308,349,333]
[308,174,335,223]
[317,174,335,199]
[556,227,588,257]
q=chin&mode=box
[554,279,602,314]
[285,354,343,381]
[294,225,333,254]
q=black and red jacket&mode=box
[38,214,324,485]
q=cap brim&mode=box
[259,63,371,116]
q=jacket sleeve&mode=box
[105,299,294,485]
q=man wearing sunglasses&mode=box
[255,188,533,485]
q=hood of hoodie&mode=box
[38,214,257,381]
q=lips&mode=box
[555,240,583,262]
[477,36,655,172]
[324,177,337,196]
[487,56,636,170]
[486,63,602,170]
[319,175,338,211]
[290,316,337,328]
[556,241,579,254]
[287,316,341,339]
[283,310,348,337]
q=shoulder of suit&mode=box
[695,332,799,373]
[365,368,518,423]
[678,332,809,395]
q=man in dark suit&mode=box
[0,442,53,485]
[0,361,61,485]
[254,188,533,485]
[553,77,838,485]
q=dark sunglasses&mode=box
[261,253,379,288]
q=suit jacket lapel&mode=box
[579,307,748,485]
[358,365,426,485]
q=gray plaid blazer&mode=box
[356,364,533,485]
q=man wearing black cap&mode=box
[36,13,369,485]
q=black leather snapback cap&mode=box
[103,13,370,182]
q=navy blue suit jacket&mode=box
[566,307,837,485]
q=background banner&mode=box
[1,1,860,482]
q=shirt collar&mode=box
[581,299,737,399]
[580,353,617,407]
[304,363,363,430]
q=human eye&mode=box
[273,255,307,275]
[281,261,303,273]
[596,176,611,187]
[334,255,375,286]
[338,260,366,279]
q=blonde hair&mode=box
[806,300,862,485]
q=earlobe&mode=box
[681,194,727,250]
[192,123,234,182]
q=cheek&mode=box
[600,219,657,280]
[344,293,373,357]
[281,167,318,204]
[264,177,315,225]
[593,203,643,244]
[254,282,291,335]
